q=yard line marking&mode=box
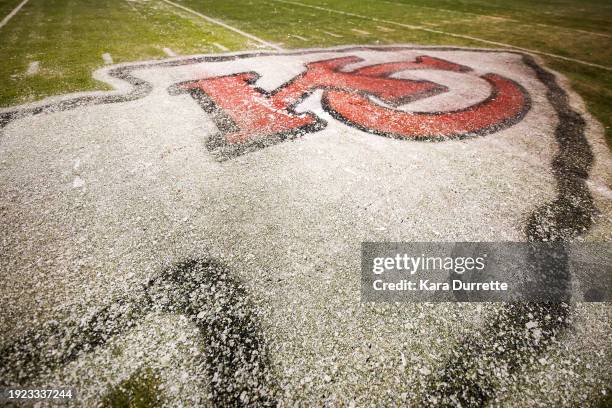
[381,0,611,38]
[321,30,342,38]
[163,47,178,57]
[161,0,283,50]
[0,0,30,30]
[380,0,513,21]
[102,53,113,64]
[124,0,145,18]
[212,42,229,51]
[270,0,612,71]
[292,34,308,41]
[534,23,611,38]
[376,25,395,32]
[25,61,39,76]
[351,28,370,35]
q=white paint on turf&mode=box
[212,42,229,51]
[102,53,113,64]
[163,47,178,57]
[0,0,30,30]
[162,0,283,51]
[25,61,39,76]
[292,34,308,41]
[351,28,370,35]
[271,0,612,71]
[321,30,342,38]
[534,23,611,38]
[380,0,515,21]
[0,46,610,407]
[376,26,395,32]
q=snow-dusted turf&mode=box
[0,45,610,406]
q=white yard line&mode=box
[124,0,145,18]
[0,0,30,30]
[321,30,342,38]
[161,0,283,50]
[292,34,308,41]
[380,0,612,38]
[351,28,370,35]
[102,53,113,64]
[271,0,612,71]
[376,26,395,32]
[212,42,229,51]
[380,0,513,21]
[25,61,39,75]
[163,47,178,56]
[533,23,611,38]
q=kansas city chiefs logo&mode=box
[170,52,529,158]
[1,46,609,406]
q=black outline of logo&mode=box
[168,55,531,159]
[0,46,598,407]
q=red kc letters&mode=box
[174,55,530,157]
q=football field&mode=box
[0,1,611,407]
[0,0,611,146]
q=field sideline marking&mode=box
[161,0,283,50]
[380,0,612,38]
[0,0,30,30]
[271,0,612,71]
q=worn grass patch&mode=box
[101,367,164,408]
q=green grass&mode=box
[0,0,23,17]
[101,367,164,408]
[390,0,612,34]
[0,0,252,107]
[0,0,610,146]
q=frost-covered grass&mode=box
[0,1,610,405]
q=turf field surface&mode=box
[0,0,610,147]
